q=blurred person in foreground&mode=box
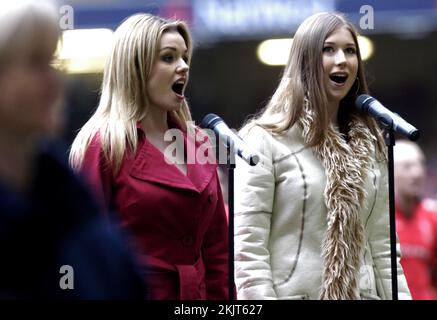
[395,140,437,299]
[0,0,145,299]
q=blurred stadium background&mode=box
[48,0,437,197]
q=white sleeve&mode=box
[234,126,278,299]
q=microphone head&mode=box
[409,129,420,142]
[355,94,373,111]
[249,154,260,166]
[200,113,222,129]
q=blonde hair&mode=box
[246,12,384,152]
[0,0,60,68]
[69,13,193,173]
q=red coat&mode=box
[79,122,229,300]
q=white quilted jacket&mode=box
[234,124,411,300]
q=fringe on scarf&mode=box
[299,102,377,300]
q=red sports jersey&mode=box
[396,199,437,300]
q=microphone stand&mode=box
[226,141,236,300]
[356,94,420,300]
[384,128,398,300]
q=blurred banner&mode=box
[191,0,334,41]
[56,0,437,39]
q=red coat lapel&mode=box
[129,122,216,194]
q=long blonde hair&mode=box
[69,13,193,173]
[246,12,384,152]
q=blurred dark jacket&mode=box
[0,141,146,299]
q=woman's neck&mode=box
[0,132,37,193]
[141,108,169,137]
[327,100,340,127]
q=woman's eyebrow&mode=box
[324,41,356,47]
[159,46,188,52]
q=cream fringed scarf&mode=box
[299,104,377,300]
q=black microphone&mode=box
[355,94,420,141]
[200,114,259,166]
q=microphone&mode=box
[200,114,259,166]
[355,94,420,141]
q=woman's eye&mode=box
[323,46,334,53]
[162,55,173,63]
[345,47,356,54]
[182,55,189,63]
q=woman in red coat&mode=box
[69,13,229,300]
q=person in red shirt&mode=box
[394,139,437,299]
[69,13,229,300]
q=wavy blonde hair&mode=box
[245,12,384,153]
[69,13,193,173]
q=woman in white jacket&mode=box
[234,12,411,300]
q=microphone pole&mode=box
[200,114,235,300]
[385,128,398,300]
[201,114,259,300]
[227,140,236,301]
[355,94,420,300]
